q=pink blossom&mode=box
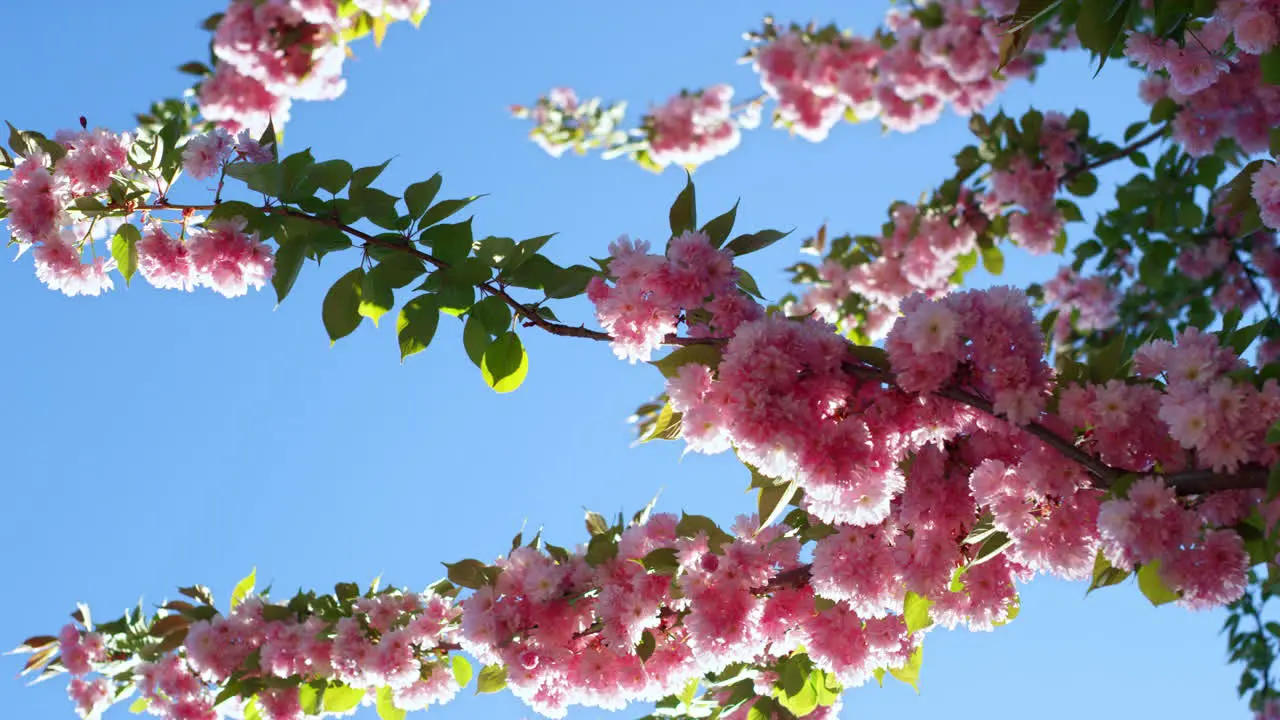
[182,130,235,181]
[186,218,275,298]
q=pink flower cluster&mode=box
[886,287,1054,425]
[1129,14,1280,157]
[787,196,986,341]
[983,112,1079,254]
[586,232,760,362]
[1057,326,1280,477]
[184,218,276,298]
[1042,267,1120,342]
[4,128,131,243]
[57,588,462,720]
[645,86,741,169]
[459,513,919,717]
[201,0,350,135]
[751,0,1053,140]
[181,129,274,181]
[1098,477,1249,609]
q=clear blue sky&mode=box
[0,2,1252,719]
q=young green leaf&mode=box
[476,664,508,694]
[669,173,696,236]
[481,332,528,393]
[230,568,256,609]
[111,224,141,286]
[322,269,365,344]
[397,295,441,361]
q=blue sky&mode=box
[0,2,1253,719]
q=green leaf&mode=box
[444,559,492,589]
[640,548,681,575]
[476,664,508,694]
[420,196,482,229]
[757,481,799,533]
[1137,560,1181,606]
[636,630,656,662]
[481,332,528,393]
[323,269,365,344]
[737,268,766,299]
[471,296,512,335]
[902,591,933,634]
[129,696,151,714]
[1068,171,1099,197]
[224,161,283,197]
[462,316,492,368]
[397,295,440,361]
[405,174,443,218]
[359,270,395,327]
[272,238,308,304]
[243,699,261,720]
[1088,551,1130,593]
[1262,47,1280,85]
[419,218,473,264]
[669,173,696,236]
[352,160,391,191]
[1267,462,1280,501]
[375,686,405,720]
[111,224,140,286]
[310,159,353,194]
[700,200,739,247]
[1008,0,1064,31]
[676,512,734,553]
[641,402,683,443]
[367,254,426,290]
[585,510,610,536]
[323,686,364,714]
[1057,199,1084,223]
[981,245,1004,275]
[887,644,923,693]
[775,676,818,717]
[230,568,256,609]
[678,679,699,708]
[725,229,790,257]
[970,531,1014,568]
[650,344,723,378]
[451,656,474,688]
[1149,97,1179,124]
[1076,0,1132,73]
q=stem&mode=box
[118,200,1268,496]
[1066,125,1167,180]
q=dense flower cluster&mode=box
[57,589,461,720]
[785,196,986,341]
[750,0,1055,140]
[1127,12,1280,157]
[786,110,1080,341]
[182,128,274,180]
[2,130,134,296]
[1042,266,1120,341]
[983,112,1079,254]
[887,287,1053,423]
[586,232,761,362]
[1,123,277,298]
[200,0,430,135]
[644,86,742,169]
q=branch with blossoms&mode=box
[15,0,1280,718]
[510,6,1074,174]
[10,120,1280,718]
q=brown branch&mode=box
[130,201,715,347]
[1065,125,1167,181]
[123,202,1268,496]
